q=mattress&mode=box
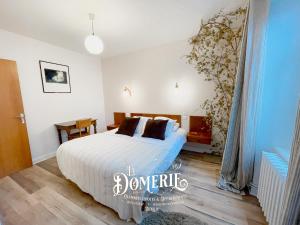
[56,128,187,223]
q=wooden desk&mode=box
[55,119,97,144]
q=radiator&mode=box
[257,151,288,225]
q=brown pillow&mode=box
[142,119,168,140]
[116,117,140,136]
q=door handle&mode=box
[16,113,25,124]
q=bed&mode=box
[56,115,187,223]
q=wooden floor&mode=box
[0,151,267,225]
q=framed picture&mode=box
[39,60,71,93]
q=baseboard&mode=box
[32,151,56,164]
[250,183,258,196]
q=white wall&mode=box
[0,29,106,163]
[102,39,215,128]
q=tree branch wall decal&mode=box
[186,8,247,154]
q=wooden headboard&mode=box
[130,113,181,127]
[189,116,212,133]
[113,112,126,125]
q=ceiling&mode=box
[0,0,246,58]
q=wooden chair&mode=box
[69,118,92,140]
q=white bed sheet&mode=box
[56,128,187,223]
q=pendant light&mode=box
[85,13,104,55]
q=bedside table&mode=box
[187,132,212,145]
[184,132,213,154]
[107,124,119,131]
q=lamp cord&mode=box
[91,19,95,35]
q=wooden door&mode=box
[0,59,32,178]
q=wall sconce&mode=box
[123,86,132,97]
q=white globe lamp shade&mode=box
[84,35,104,55]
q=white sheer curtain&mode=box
[217,0,270,193]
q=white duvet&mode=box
[56,128,186,223]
